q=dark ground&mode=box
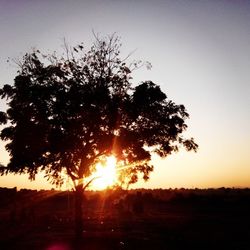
[0,187,250,250]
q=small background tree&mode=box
[0,34,198,238]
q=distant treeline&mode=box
[1,187,250,226]
[1,186,250,208]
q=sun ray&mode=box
[90,155,117,190]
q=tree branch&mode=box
[83,176,100,191]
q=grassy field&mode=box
[0,188,250,249]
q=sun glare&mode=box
[91,156,117,190]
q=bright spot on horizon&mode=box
[90,155,117,190]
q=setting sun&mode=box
[90,156,117,190]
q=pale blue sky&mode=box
[0,0,250,189]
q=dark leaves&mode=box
[133,81,166,108]
[183,138,199,152]
[0,126,15,140]
[0,84,14,99]
[0,111,7,124]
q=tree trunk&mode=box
[74,185,83,239]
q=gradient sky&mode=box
[0,0,249,190]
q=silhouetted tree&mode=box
[0,34,198,238]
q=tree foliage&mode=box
[0,35,198,190]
